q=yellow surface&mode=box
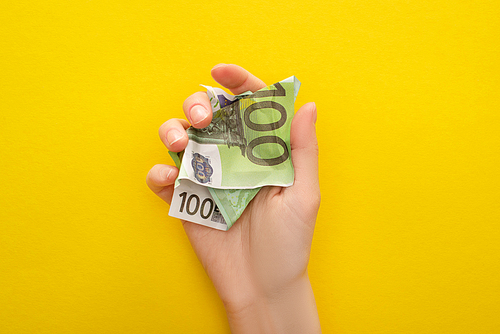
[1,1,499,332]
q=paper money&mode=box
[209,187,261,226]
[169,76,300,230]
[169,179,229,230]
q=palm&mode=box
[181,185,316,308]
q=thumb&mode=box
[288,102,320,199]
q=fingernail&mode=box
[167,129,182,146]
[163,168,173,181]
[311,102,317,124]
[190,105,208,125]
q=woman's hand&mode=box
[147,64,321,333]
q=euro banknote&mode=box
[169,76,300,230]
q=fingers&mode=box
[159,118,190,152]
[288,102,320,206]
[146,164,179,205]
[211,64,267,95]
[181,65,267,131]
[182,91,213,129]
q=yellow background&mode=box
[1,0,499,333]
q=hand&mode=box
[147,64,321,333]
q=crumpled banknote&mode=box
[169,76,300,230]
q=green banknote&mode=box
[208,187,261,227]
[169,76,300,230]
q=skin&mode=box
[147,64,321,333]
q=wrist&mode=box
[225,274,321,334]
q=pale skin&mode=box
[147,64,321,333]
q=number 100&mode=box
[178,192,215,219]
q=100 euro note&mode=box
[169,76,301,230]
[168,152,261,230]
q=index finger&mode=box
[211,64,267,95]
